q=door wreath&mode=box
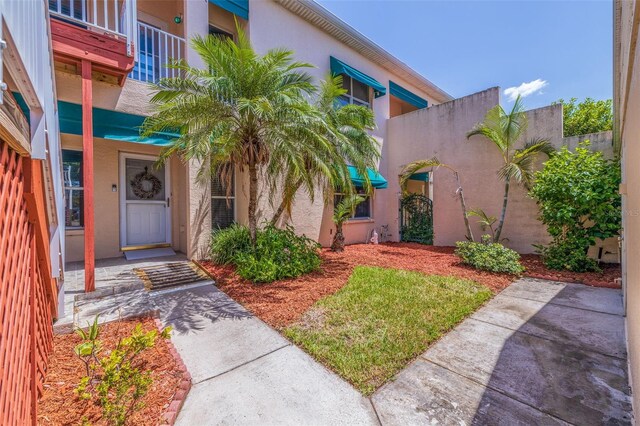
[130,166,163,199]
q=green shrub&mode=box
[209,223,252,264]
[74,316,172,426]
[455,236,525,275]
[529,142,621,272]
[534,241,600,273]
[210,224,321,283]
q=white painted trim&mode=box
[119,152,172,249]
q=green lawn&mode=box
[284,266,492,395]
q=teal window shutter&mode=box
[330,56,386,98]
[389,81,428,109]
[209,0,249,20]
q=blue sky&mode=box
[316,0,613,109]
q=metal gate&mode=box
[399,194,433,244]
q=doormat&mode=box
[133,261,210,291]
[124,247,176,261]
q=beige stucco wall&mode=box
[387,87,617,257]
[616,0,639,415]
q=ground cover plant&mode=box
[284,266,492,394]
[529,142,621,272]
[38,318,182,426]
[455,236,525,275]
[210,224,321,282]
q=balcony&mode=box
[48,0,136,55]
[130,22,186,84]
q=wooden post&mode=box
[82,60,95,292]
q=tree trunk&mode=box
[248,162,258,245]
[270,180,303,226]
[331,223,345,252]
[455,172,474,242]
[494,179,510,243]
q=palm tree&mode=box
[466,96,553,242]
[269,75,380,226]
[142,28,335,244]
[400,157,474,242]
[331,195,365,252]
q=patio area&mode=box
[60,253,189,321]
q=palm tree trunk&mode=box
[331,223,345,252]
[494,179,510,243]
[248,162,259,245]
[270,180,303,226]
[454,171,474,242]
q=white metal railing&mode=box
[48,0,137,57]
[130,22,185,83]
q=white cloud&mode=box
[504,79,548,102]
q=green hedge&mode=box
[210,224,321,283]
[455,238,524,275]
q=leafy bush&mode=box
[455,236,525,275]
[209,223,252,265]
[534,241,600,273]
[74,316,171,426]
[210,224,321,283]
[529,143,621,272]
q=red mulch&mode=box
[38,317,183,426]
[201,243,623,329]
[201,243,514,328]
[521,254,621,289]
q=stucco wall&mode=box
[387,87,617,257]
[61,135,187,262]
[616,0,640,415]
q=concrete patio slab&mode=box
[373,358,568,426]
[472,293,626,358]
[176,345,378,426]
[373,278,632,426]
[501,278,623,315]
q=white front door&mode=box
[120,153,171,249]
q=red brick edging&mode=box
[153,317,192,425]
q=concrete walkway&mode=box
[73,282,378,425]
[71,277,633,425]
[372,278,633,425]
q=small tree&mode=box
[554,97,613,137]
[529,142,621,272]
[331,195,364,252]
[467,95,553,242]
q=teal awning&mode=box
[408,172,429,182]
[209,0,248,19]
[347,165,388,189]
[330,57,386,98]
[14,93,178,146]
[390,81,428,109]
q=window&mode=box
[211,169,235,229]
[209,25,234,40]
[337,75,372,108]
[63,149,83,228]
[334,189,372,220]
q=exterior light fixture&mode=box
[174,14,183,24]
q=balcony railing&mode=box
[48,0,137,57]
[130,22,185,84]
